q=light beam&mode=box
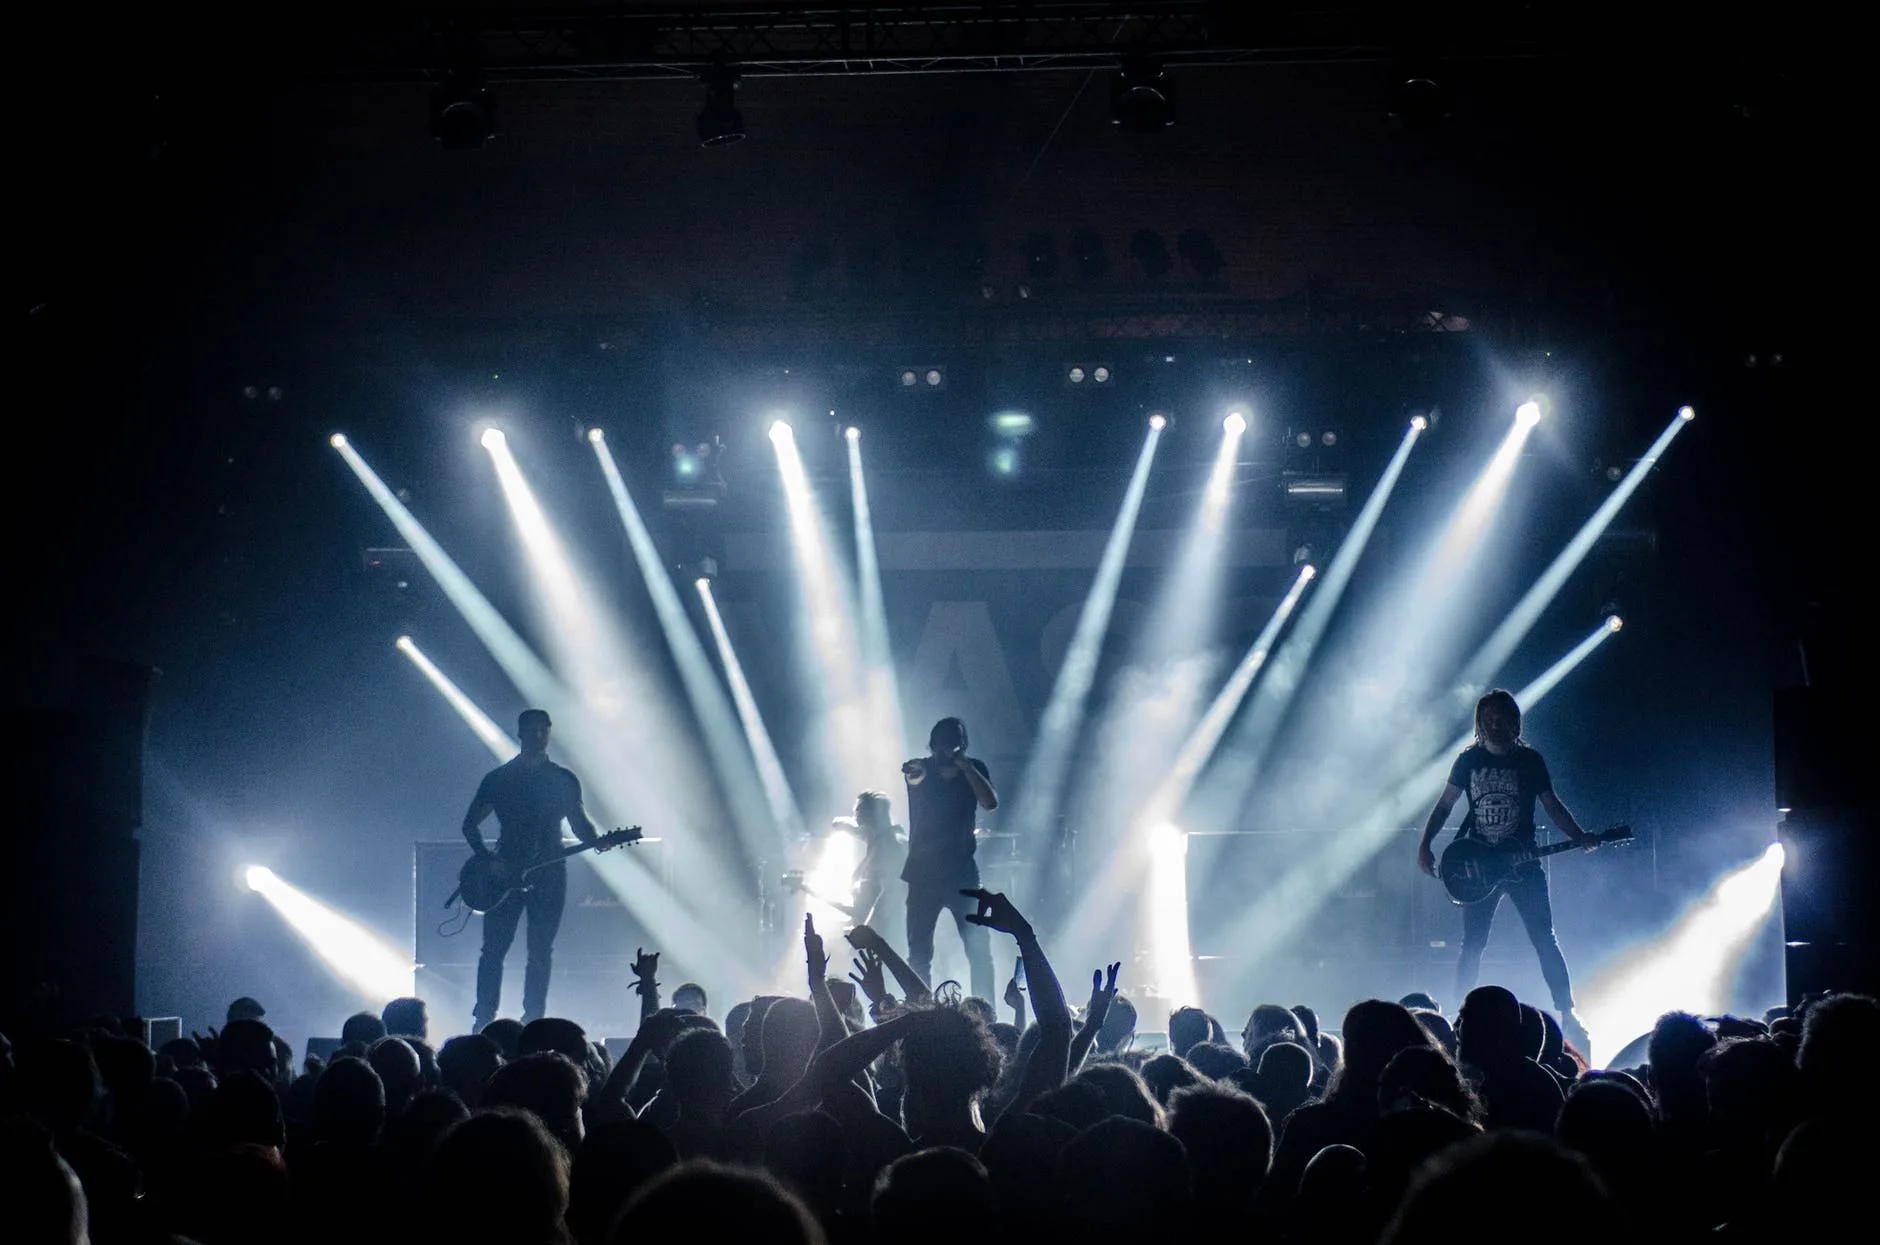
[394,636,516,761]
[246,866,414,1004]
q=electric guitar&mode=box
[1440,824,1633,906]
[779,870,874,924]
[456,828,643,914]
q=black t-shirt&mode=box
[902,757,989,888]
[1447,743,1552,846]
[475,758,586,862]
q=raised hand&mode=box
[1004,973,1025,1012]
[849,948,888,1006]
[805,914,829,985]
[631,947,660,994]
[845,923,886,954]
[960,888,1034,938]
[1085,962,1122,1020]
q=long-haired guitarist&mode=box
[461,708,600,1029]
[1416,689,1597,1047]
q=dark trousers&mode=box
[1455,860,1576,1012]
[906,882,995,1003]
[475,861,566,1027]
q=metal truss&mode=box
[323,3,1542,84]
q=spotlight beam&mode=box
[247,867,414,1004]
[1201,619,1622,971]
[770,422,882,808]
[1579,843,1783,1066]
[394,636,517,761]
[1007,420,1163,847]
[1188,418,1424,824]
[1455,407,1692,708]
[591,433,784,865]
[698,578,807,842]
[1146,823,1199,1007]
[847,429,909,786]
[332,436,563,708]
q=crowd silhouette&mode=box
[4,887,1874,1244]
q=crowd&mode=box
[4,887,1875,1245]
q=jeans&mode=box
[906,881,995,1004]
[475,860,566,1027]
[1455,860,1576,1013]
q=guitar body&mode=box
[1439,839,1517,906]
[458,854,526,914]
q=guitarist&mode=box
[462,708,600,1030]
[1415,689,1597,1051]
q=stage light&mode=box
[1069,367,1087,384]
[1295,432,1313,448]
[1516,401,1542,427]
[1094,366,1112,384]
[587,428,605,444]
[696,63,747,147]
[1579,843,1785,1065]
[1607,614,1624,632]
[1006,419,1164,862]
[990,446,1021,477]
[1301,563,1318,581]
[1224,412,1248,436]
[480,427,506,449]
[1284,474,1348,503]
[769,420,793,442]
[845,426,861,441]
[432,73,496,150]
[924,369,944,388]
[1411,414,1429,431]
[247,866,414,1003]
[1679,405,1696,421]
[329,433,348,448]
[900,369,919,388]
[991,412,1035,437]
[1321,430,1338,446]
[1149,413,1167,430]
[801,826,863,930]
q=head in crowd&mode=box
[757,997,821,1090]
[1057,1116,1194,1243]
[899,1005,1004,1143]
[341,1011,387,1048]
[1473,687,1524,749]
[438,1033,504,1107]
[1245,1039,1315,1121]
[312,1055,385,1146]
[672,982,709,1016]
[663,1029,738,1120]
[484,1052,589,1153]
[1399,991,1441,1015]
[1167,1082,1272,1215]
[368,1036,422,1116]
[1798,992,1880,1116]
[1186,1042,1250,1082]
[763,1110,845,1233]
[1140,1053,1202,1106]
[568,1117,677,1245]
[1169,1007,1212,1057]
[872,1146,995,1245]
[422,1107,572,1244]
[216,1018,280,1082]
[1383,1130,1624,1245]
[741,996,786,1080]
[1073,1062,1163,1127]
[226,996,267,1024]
[1331,999,1436,1107]
[520,1017,592,1067]
[480,1017,524,1061]
[1379,1045,1479,1121]
[381,996,429,1040]
[608,1161,825,1245]
[1457,986,1526,1069]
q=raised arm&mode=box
[804,915,847,1053]
[1067,963,1121,1072]
[588,1007,684,1124]
[963,889,1071,1117]
[848,924,931,1004]
[1417,783,1462,877]
[631,948,661,1022]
